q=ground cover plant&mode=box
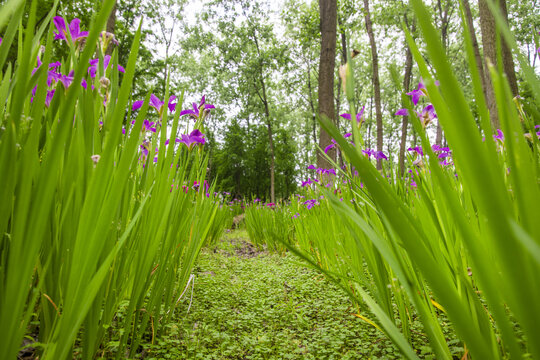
[110,229,465,359]
[1,0,539,359]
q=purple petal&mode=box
[69,18,81,38]
[53,16,67,40]
[395,109,408,116]
[45,89,55,107]
[324,144,334,154]
[168,95,177,112]
[340,113,352,120]
[132,100,144,111]
[49,61,61,69]
[103,55,111,70]
[150,94,164,111]
[179,109,198,117]
[356,106,365,123]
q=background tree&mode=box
[362,0,383,170]
[317,0,338,169]
[479,0,519,128]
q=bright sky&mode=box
[145,0,287,60]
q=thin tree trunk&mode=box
[435,0,451,146]
[479,0,519,129]
[317,0,337,169]
[498,0,519,96]
[363,0,383,170]
[463,0,489,103]
[336,18,348,167]
[399,32,414,176]
[253,30,276,203]
[105,2,117,56]
[307,61,317,146]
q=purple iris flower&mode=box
[324,139,337,154]
[0,37,2,46]
[340,106,365,125]
[58,70,74,88]
[31,56,63,87]
[132,100,144,111]
[140,140,150,157]
[362,148,376,158]
[407,82,426,105]
[88,55,125,78]
[407,146,423,157]
[303,199,318,210]
[179,129,206,148]
[81,77,95,90]
[320,168,336,176]
[493,129,504,142]
[168,95,177,112]
[132,94,176,115]
[363,148,387,160]
[418,104,437,127]
[143,120,157,133]
[53,17,88,44]
[375,151,388,160]
[149,94,164,112]
[45,89,55,107]
[179,95,215,120]
[395,108,409,116]
[307,164,316,170]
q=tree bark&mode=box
[479,0,519,129]
[336,17,348,167]
[317,0,337,169]
[105,1,117,56]
[463,0,489,104]
[399,31,414,176]
[435,0,452,146]
[306,61,317,146]
[498,0,519,97]
[363,0,383,170]
[252,30,276,203]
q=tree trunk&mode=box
[336,17,348,167]
[463,0,489,105]
[105,1,117,56]
[363,0,383,170]
[435,0,452,146]
[399,31,414,176]
[306,61,317,146]
[498,0,519,97]
[252,30,276,203]
[479,0,519,129]
[317,0,337,169]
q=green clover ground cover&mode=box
[114,229,460,360]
